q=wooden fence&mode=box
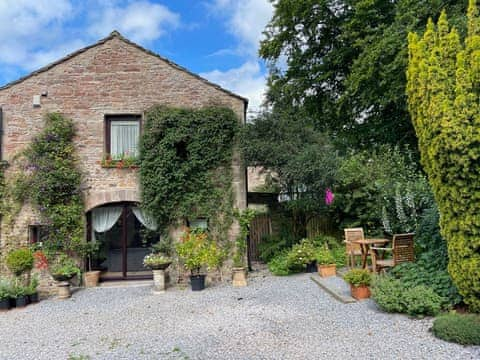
[248,214,272,261]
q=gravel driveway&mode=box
[1,272,478,360]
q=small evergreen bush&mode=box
[432,313,480,345]
[6,248,34,276]
[267,251,291,276]
[344,269,371,287]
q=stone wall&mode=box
[0,34,247,292]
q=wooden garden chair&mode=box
[370,233,415,272]
[344,228,364,268]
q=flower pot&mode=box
[350,284,371,300]
[9,298,16,308]
[57,282,71,299]
[84,271,101,288]
[232,267,247,287]
[190,274,206,291]
[148,262,172,271]
[0,298,10,311]
[306,261,317,273]
[29,293,39,303]
[317,264,336,277]
[15,295,28,308]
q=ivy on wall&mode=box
[139,105,239,243]
[23,113,85,255]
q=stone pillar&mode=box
[57,282,71,299]
[153,270,167,293]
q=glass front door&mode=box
[93,204,158,280]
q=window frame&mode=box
[104,114,142,158]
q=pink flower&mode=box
[325,188,334,206]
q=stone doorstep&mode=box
[310,275,356,304]
[98,280,154,288]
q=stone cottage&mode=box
[0,31,247,285]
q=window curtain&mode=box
[111,121,139,159]
[91,206,123,242]
[132,207,158,231]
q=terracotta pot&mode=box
[84,271,101,288]
[232,267,247,287]
[317,264,336,277]
[350,284,371,300]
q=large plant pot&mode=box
[29,293,39,303]
[57,282,71,300]
[84,271,101,288]
[15,295,28,308]
[350,284,371,300]
[306,261,317,273]
[190,275,206,291]
[232,267,247,287]
[0,298,10,311]
[318,264,336,277]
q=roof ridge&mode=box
[0,31,249,104]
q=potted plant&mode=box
[344,269,372,300]
[176,228,222,291]
[82,242,102,288]
[232,209,256,287]
[144,252,172,293]
[316,246,336,277]
[25,275,40,303]
[6,247,34,278]
[49,254,81,299]
[10,279,28,307]
[0,278,12,311]
[286,239,317,273]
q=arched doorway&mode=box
[87,202,159,280]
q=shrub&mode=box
[371,276,406,313]
[344,269,371,287]
[371,275,444,317]
[6,248,34,276]
[315,247,335,265]
[432,313,480,345]
[0,277,12,300]
[49,254,81,280]
[286,239,316,271]
[258,234,289,263]
[267,251,291,276]
[25,275,39,296]
[402,285,442,317]
[311,235,347,268]
[176,229,223,275]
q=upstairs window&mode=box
[105,115,141,159]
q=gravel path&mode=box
[1,272,479,360]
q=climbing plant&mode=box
[139,105,239,243]
[23,113,85,255]
[407,1,480,311]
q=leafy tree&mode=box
[260,0,467,150]
[406,1,480,311]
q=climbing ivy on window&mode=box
[139,105,239,242]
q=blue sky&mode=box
[0,0,274,113]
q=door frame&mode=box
[87,202,154,281]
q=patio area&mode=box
[1,272,478,360]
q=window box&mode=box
[100,154,139,169]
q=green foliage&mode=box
[24,113,85,254]
[407,2,480,311]
[176,229,223,275]
[0,277,12,300]
[335,146,432,234]
[315,246,335,265]
[260,0,466,150]
[285,239,316,271]
[140,106,238,241]
[267,250,291,276]
[371,275,443,317]
[258,234,289,263]
[432,313,480,345]
[9,278,27,298]
[233,209,257,267]
[311,235,346,267]
[390,261,461,307]
[49,254,81,280]
[6,248,34,276]
[25,274,39,296]
[344,269,371,287]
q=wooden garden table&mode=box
[351,238,390,270]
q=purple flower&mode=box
[325,188,334,206]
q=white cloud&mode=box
[88,1,180,44]
[201,61,266,115]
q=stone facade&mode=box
[0,32,247,291]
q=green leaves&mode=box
[139,106,238,237]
